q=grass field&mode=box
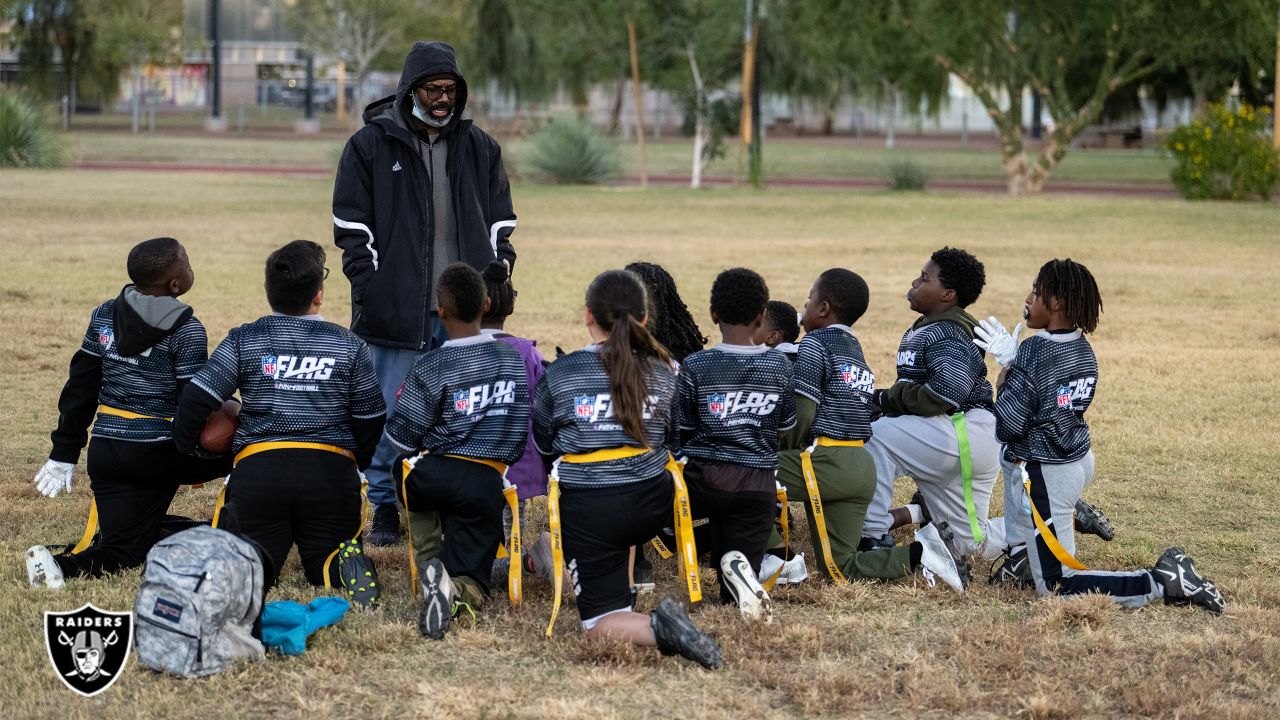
[65,130,1176,186]
[1,170,1278,719]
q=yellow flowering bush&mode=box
[1165,102,1279,201]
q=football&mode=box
[199,399,241,454]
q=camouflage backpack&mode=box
[134,526,265,678]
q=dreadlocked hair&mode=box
[587,270,671,445]
[624,261,707,361]
[1034,258,1103,334]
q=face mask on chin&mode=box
[411,91,453,128]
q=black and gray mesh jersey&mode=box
[793,325,876,442]
[81,299,208,442]
[893,317,994,413]
[533,345,676,488]
[385,335,530,465]
[675,344,796,468]
[995,330,1097,463]
[191,315,385,454]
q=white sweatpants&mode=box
[864,409,1002,556]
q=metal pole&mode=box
[210,0,221,120]
[131,72,140,134]
[748,17,763,188]
[304,55,315,120]
[61,95,69,130]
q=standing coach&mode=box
[332,40,517,545]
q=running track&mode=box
[71,161,1178,198]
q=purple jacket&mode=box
[490,331,547,499]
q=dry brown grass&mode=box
[1,170,1278,719]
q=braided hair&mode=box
[623,261,707,361]
[1033,258,1103,334]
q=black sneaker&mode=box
[988,548,1033,589]
[857,533,895,552]
[334,540,380,608]
[418,557,455,639]
[1153,547,1226,615]
[910,489,932,525]
[650,597,723,669]
[365,503,401,547]
[1073,499,1115,541]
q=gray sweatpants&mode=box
[864,409,1001,555]
[1019,451,1162,608]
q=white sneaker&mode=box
[720,551,772,622]
[916,522,969,592]
[757,551,809,585]
[26,545,65,590]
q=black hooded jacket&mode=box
[332,41,517,350]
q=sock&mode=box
[909,542,923,568]
[1008,543,1027,558]
[907,504,924,525]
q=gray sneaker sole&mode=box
[418,559,451,640]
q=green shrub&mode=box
[887,159,927,191]
[0,91,62,168]
[1165,102,1279,201]
[525,115,618,184]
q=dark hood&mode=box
[912,305,979,338]
[361,41,468,134]
[112,285,193,356]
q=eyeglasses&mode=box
[322,267,330,280]
[419,83,458,101]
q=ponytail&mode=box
[586,270,671,445]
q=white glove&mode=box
[973,316,1022,367]
[34,459,75,498]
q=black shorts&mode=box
[399,454,506,595]
[220,448,361,588]
[560,474,673,623]
[684,460,777,602]
[54,437,231,579]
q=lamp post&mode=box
[205,0,226,131]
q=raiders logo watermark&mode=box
[44,604,132,697]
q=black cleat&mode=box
[335,540,380,608]
[650,597,723,669]
[910,489,932,526]
[1153,547,1226,615]
[988,548,1033,589]
[365,503,402,547]
[858,533,896,552]
[1073,499,1115,541]
[418,557,455,639]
